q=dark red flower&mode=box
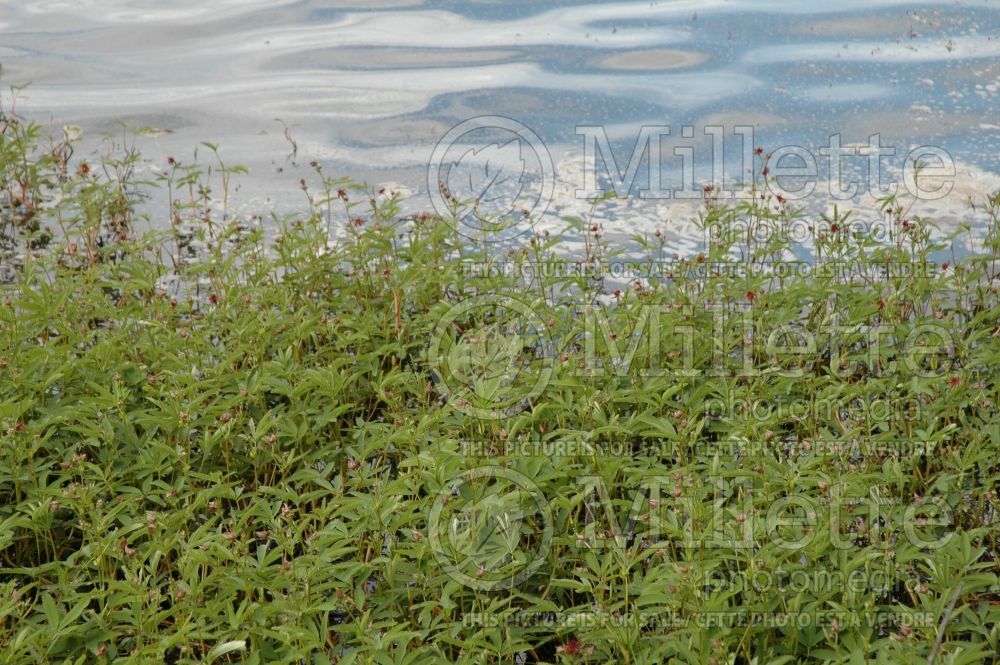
[746,290,757,302]
[208,294,218,305]
[755,147,764,156]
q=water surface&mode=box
[2,0,998,251]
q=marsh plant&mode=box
[0,95,998,664]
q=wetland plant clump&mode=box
[1,103,999,664]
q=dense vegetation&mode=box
[0,97,998,664]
